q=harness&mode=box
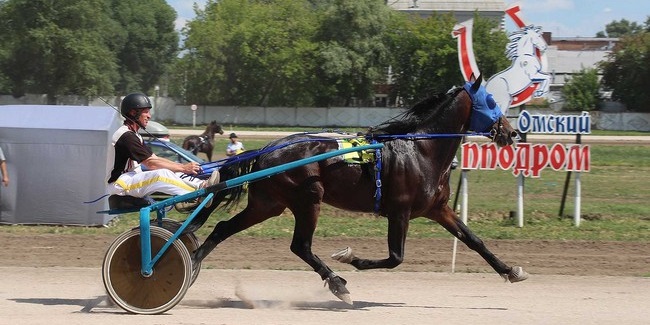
[190,82,503,215]
[337,137,376,164]
[192,130,492,215]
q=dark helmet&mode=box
[120,93,152,119]
[229,132,238,138]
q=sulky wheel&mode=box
[153,218,201,285]
[102,226,192,315]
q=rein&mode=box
[369,132,491,140]
[194,130,489,215]
[196,131,488,176]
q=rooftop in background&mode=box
[388,0,506,22]
[544,33,619,51]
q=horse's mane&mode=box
[505,25,543,60]
[369,87,464,135]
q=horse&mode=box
[190,77,525,304]
[486,24,550,116]
[181,121,224,161]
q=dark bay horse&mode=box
[192,78,525,304]
[181,120,224,161]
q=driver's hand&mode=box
[184,162,201,175]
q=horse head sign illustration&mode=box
[452,4,550,116]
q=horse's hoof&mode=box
[324,276,354,306]
[331,247,355,263]
[337,293,353,306]
[503,266,529,283]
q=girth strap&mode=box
[372,140,382,214]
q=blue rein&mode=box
[195,131,490,178]
[192,130,489,215]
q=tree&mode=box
[386,12,508,106]
[0,0,177,102]
[600,32,650,112]
[176,0,318,106]
[311,0,393,106]
[471,14,511,79]
[110,0,179,94]
[0,0,120,103]
[596,18,644,38]
[561,68,600,111]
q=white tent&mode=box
[0,105,122,225]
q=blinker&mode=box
[463,81,503,132]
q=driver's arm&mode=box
[141,154,200,175]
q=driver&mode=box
[107,93,220,211]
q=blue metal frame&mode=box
[106,143,384,276]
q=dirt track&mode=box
[1,233,650,324]
[3,267,650,325]
[1,233,648,276]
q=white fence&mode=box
[2,94,649,130]
[164,104,404,128]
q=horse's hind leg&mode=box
[205,144,213,161]
[192,199,284,264]
[432,205,528,282]
[332,214,409,270]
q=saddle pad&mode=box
[337,138,375,164]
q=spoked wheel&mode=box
[153,218,202,285]
[102,226,192,314]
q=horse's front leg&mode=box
[434,205,528,282]
[331,214,409,270]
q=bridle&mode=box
[487,116,503,141]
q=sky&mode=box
[167,0,650,38]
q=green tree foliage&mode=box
[472,15,510,79]
[0,0,120,103]
[312,0,393,107]
[561,68,600,111]
[170,1,511,108]
[110,0,179,94]
[600,32,650,112]
[176,0,318,106]
[386,13,508,106]
[596,18,644,38]
[0,0,177,102]
[384,13,457,105]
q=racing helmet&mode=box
[120,93,152,119]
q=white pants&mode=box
[108,169,203,198]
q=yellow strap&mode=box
[115,175,195,192]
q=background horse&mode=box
[486,25,549,116]
[181,121,224,161]
[192,78,524,304]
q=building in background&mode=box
[542,33,619,110]
[385,1,618,111]
[388,0,506,22]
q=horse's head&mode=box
[210,120,224,136]
[463,77,518,146]
[522,25,547,52]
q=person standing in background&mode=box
[226,133,245,156]
[0,146,9,187]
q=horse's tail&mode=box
[216,155,257,209]
[182,137,200,155]
[183,152,259,233]
[181,137,192,150]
